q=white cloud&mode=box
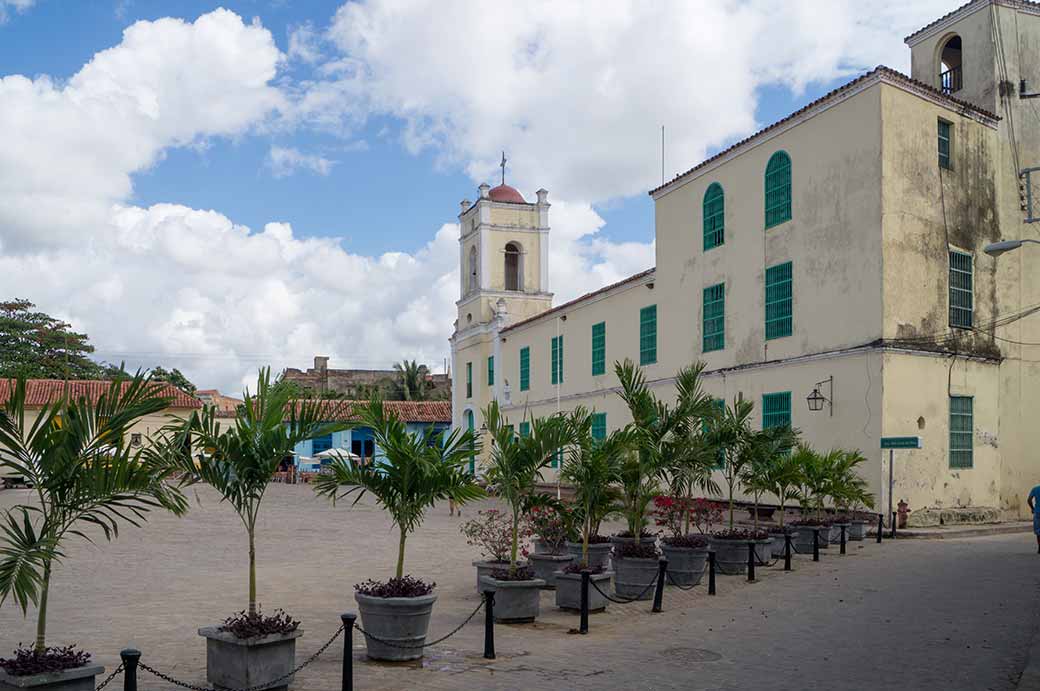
[266,145,336,177]
[0,0,33,24]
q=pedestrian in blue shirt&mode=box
[1029,485,1040,553]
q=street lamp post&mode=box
[983,239,1040,257]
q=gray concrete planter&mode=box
[848,521,867,541]
[554,570,613,612]
[0,665,104,691]
[613,556,660,600]
[769,531,798,558]
[479,576,546,623]
[659,544,708,586]
[354,592,437,662]
[709,538,751,575]
[609,535,656,549]
[198,626,302,691]
[790,526,827,554]
[472,560,510,593]
[565,541,611,571]
[753,538,774,566]
[528,552,573,588]
[532,539,549,554]
[829,523,851,544]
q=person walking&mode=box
[1029,484,1040,553]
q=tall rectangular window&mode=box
[591,322,606,376]
[762,392,792,430]
[519,347,530,391]
[765,262,793,340]
[591,412,607,442]
[949,250,973,329]
[938,119,952,169]
[949,396,974,469]
[466,362,472,398]
[639,305,657,365]
[703,283,725,352]
[551,335,564,385]
[519,421,530,438]
[487,356,495,387]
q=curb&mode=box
[884,522,1032,540]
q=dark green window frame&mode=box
[765,261,793,340]
[765,151,792,229]
[487,356,494,387]
[519,421,530,438]
[938,119,952,169]
[949,396,973,469]
[551,335,564,385]
[703,283,725,352]
[519,347,530,392]
[703,182,725,250]
[762,392,792,430]
[591,321,606,376]
[591,412,607,442]
[949,250,973,329]
[466,362,472,398]
[639,305,657,365]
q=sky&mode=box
[0,0,963,395]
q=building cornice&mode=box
[904,0,1040,47]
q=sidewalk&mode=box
[878,521,1033,539]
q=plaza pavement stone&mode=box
[1,484,1037,690]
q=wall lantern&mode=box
[806,376,833,416]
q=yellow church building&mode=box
[450,0,1040,525]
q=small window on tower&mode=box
[468,246,478,293]
[939,35,962,95]
[505,242,523,291]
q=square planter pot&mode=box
[528,552,573,588]
[848,521,867,541]
[660,544,708,586]
[708,538,751,575]
[472,560,511,594]
[554,571,613,612]
[613,556,661,600]
[198,626,302,691]
[790,526,826,554]
[0,665,104,691]
[769,531,798,558]
[479,576,546,623]
[564,541,611,571]
[354,592,437,662]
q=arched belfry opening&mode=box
[468,246,478,293]
[939,35,962,94]
[504,242,523,291]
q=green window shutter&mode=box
[519,421,530,438]
[708,398,725,468]
[551,335,564,385]
[465,410,475,474]
[519,347,530,391]
[765,261,793,339]
[764,151,792,229]
[591,321,606,376]
[702,283,725,352]
[551,447,562,469]
[938,120,952,169]
[703,182,725,250]
[466,362,472,398]
[949,396,974,469]
[487,356,495,386]
[639,305,658,365]
[762,392,792,430]
[949,250,973,328]
[591,412,607,442]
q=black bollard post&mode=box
[579,570,590,634]
[120,649,140,691]
[708,551,716,595]
[483,591,496,659]
[812,528,820,562]
[840,525,847,555]
[652,559,667,613]
[891,511,897,539]
[747,541,756,582]
[784,533,792,571]
[877,513,884,543]
[340,613,355,691]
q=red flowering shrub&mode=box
[524,505,568,555]
[651,496,724,536]
[460,509,531,562]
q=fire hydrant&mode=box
[897,500,910,529]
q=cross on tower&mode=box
[500,151,507,185]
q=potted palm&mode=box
[740,425,799,565]
[479,402,573,623]
[314,399,483,660]
[460,509,525,593]
[790,445,835,553]
[705,395,758,575]
[524,503,572,588]
[761,446,804,558]
[0,375,188,691]
[830,450,872,542]
[557,408,628,611]
[165,368,349,689]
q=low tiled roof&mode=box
[648,66,999,198]
[0,379,201,409]
[226,399,451,423]
[500,267,656,334]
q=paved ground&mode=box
[1,483,1037,690]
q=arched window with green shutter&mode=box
[764,151,792,229]
[703,182,724,250]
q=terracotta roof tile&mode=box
[0,379,202,409]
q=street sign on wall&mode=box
[881,436,922,449]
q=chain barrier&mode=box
[137,624,344,691]
[94,662,124,690]
[755,550,781,568]
[663,557,711,592]
[353,597,485,650]
[589,573,658,605]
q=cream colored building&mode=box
[451,0,1040,524]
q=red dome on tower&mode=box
[488,184,526,203]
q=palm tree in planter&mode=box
[740,425,799,564]
[790,445,840,552]
[313,399,483,661]
[828,449,873,542]
[703,394,756,574]
[164,368,349,689]
[0,375,188,691]
[478,401,574,623]
[555,408,630,611]
[760,439,806,556]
